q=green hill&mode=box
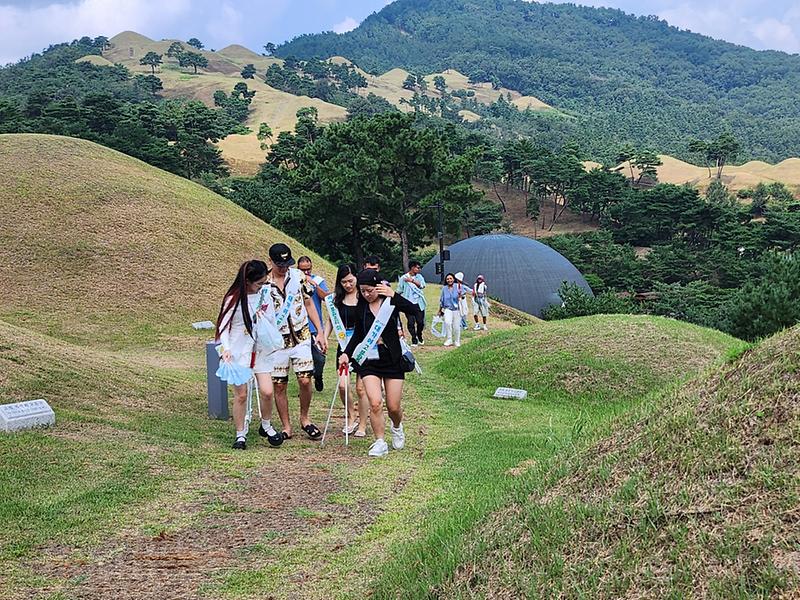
[439,324,799,597]
[279,0,800,162]
[0,134,333,348]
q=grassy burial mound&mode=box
[0,134,331,348]
[368,315,745,596]
[441,324,798,598]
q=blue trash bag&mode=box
[216,361,253,386]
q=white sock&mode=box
[261,419,277,435]
[236,430,247,441]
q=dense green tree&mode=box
[285,112,482,268]
[133,74,163,97]
[179,51,208,74]
[433,75,447,93]
[263,42,277,56]
[240,63,256,79]
[139,51,162,74]
[257,122,273,149]
[402,74,417,90]
[187,38,204,49]
[166,42,184,59]
[346,93,397,119]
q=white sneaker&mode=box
[419,340,425,346]
[483,324,488,331]
[390,423,405,450]
[444,339,453,346]
[474,323,481,330]
[455,341,461,347]
[368,438,389,457]
[342,418,359,435]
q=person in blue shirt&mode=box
[396,260,427,346]
[298,256,330,392]
[438,272,465,347]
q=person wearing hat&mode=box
[454,272,471,330]
[472,275,490,331]
[266,243,328,440]
[338,269,419,457]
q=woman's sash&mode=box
[325,294,350,351]
[352,298,394,365]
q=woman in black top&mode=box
[339,269,419,457]
[324,264,366,435]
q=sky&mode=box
[1,0,799,65]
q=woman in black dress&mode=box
[339,269,419,457]
[324,264,368,436]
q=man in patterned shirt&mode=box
[266,243,328,440]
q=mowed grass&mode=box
[0,134,334,349]
[440,325,798,598]
[321,316,743,598]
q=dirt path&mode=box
[23,443,371,600]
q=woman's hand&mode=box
[376,283,395,297]
[221,350,233,363]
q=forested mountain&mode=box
[279,0,800,162]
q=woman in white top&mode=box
[216,260,283,450]
[472,274,489,331]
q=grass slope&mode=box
[365,315,745,597]
[442,324,798,598]
[0,134,332,348]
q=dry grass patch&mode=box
[0,134,333,347]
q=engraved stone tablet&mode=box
[0,399,56,432]
[493,387,528,400]
[192,321,215,330]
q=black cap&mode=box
[269,243,295,267]
[357,269,382,286]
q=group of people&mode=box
[214,244,489,457]
[438,272,490,348]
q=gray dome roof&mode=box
[421,234,593,317]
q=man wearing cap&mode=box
[297,255,330,392]
[266,243,328,440]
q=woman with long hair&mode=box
[324,264,369,436]
[438,273,463,347]
[338,269,419,457]
[216,260,283,450]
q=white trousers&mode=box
[443,309,462,345]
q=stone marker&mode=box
[493,387,528,400]
[0,399,56,432]
[192,321,215,330]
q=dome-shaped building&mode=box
[421,234,593,317]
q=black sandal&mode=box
[302,423,322,440]
[281,431,293,440]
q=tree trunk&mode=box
[492,182,507,212]
[400,228,410,273]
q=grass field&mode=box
[1,134,794,599]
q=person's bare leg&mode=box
[362,375,385,440]
[383,379,404,428]
[274,380,291,435]
[356,376,369,434]
[298,373,314,426]
[339,374,358,422]
[232,384,247,433]
[255,373,274,420]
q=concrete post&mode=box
[206,341,228,420]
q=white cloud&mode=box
[332,16,358,33]
[205,2,244,47]
[0,0,190,65]
[752,17,800,53]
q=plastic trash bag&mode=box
[254,316,284,353]
[430,315,446,338]
[216,361,253,386]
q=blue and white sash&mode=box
[274,269,302,330]
[352,299,394,365]
[325,294,350,351]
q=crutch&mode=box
[320,363,350,447]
